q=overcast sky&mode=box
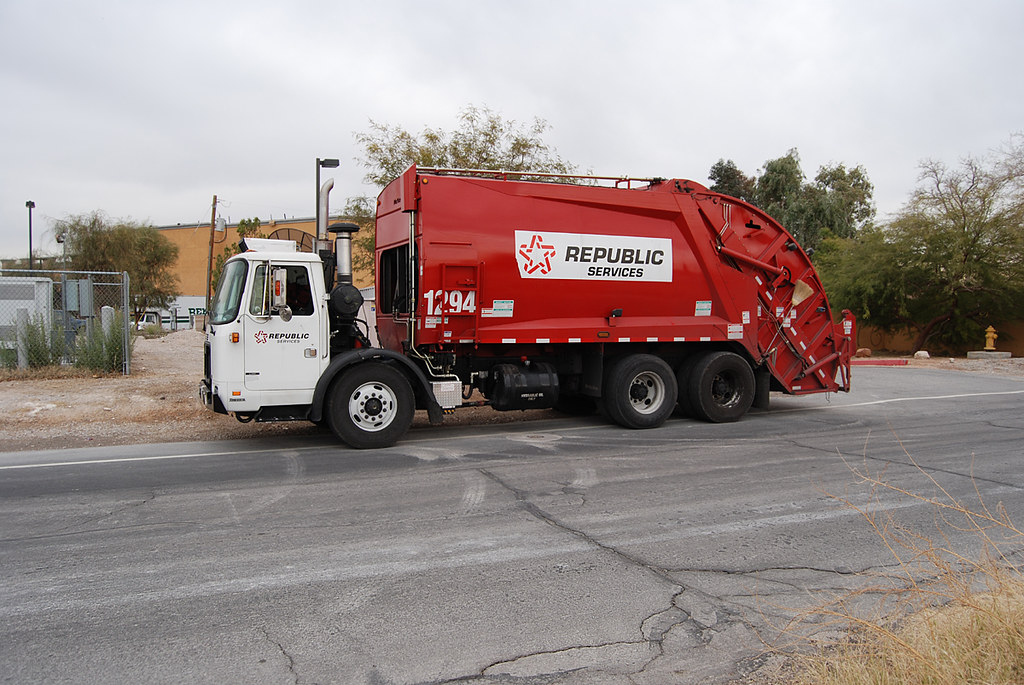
[1,0,1021,260]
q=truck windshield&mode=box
[209,260,248,325]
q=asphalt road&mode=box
[1,367,1023,684]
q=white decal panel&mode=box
[515,231,672,282]
[481,299,515,318]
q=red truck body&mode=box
[202,165,853,449]
[376,167,852,399]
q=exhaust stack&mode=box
[327,222,360,285]
[317,178,335,240]
[326,222,364,323]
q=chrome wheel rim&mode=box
[628,371,667,415]
[349,381,397,432]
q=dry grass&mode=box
[0,364,108,381]
[781,433,1024,684]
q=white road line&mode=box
[0,446,291,471]
[772,388,1024,413]
[3,389,1021,471]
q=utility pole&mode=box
[26,201,35,270]
[204,195,217,328]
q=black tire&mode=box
[674,354,701,418]
[752,365,771,410]
[554,394,598,416]
[688,351,755,423]
[325,362,414,449]
[603,354,677,429]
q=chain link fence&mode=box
[0,268,132,375]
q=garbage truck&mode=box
[200,166,854,448]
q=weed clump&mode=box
[788,441,1024,684]
[1,312,132,374]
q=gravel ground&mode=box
[0,329,556,452]
[1,330,1020,454]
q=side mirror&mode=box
[271,267,293,321]
[272,268,288,309]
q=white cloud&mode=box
[1,0,1022,259]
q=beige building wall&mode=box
[158,217,371,298]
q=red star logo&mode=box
[254,330,268,344]
[518,234,556,275]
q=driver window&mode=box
[248,263,313,318]
[285,266,314,316]
[248,264,268,316]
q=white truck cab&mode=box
[200,231,443,448]
[202,240,330,419]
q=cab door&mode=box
[243,262,322,397]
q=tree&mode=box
[708,159,755,202]
[210,217,264,290]
[818,141,1024,353]
[807,163,875,240]
[338,197,375,280]
[348,104,580,274]
[754,149,806,222]
[708,151,875,251]
[56,211,180,324]
[354,104,580,187]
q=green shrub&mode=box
[74,314,133,373]
[138,323,167,339]
[1,314,65,369]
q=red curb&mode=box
[851,359,909,366]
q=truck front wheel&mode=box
[687,351,755,423]
[603,354,677,429]
[325,362,414,449]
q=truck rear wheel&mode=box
[603,354,677,429]
[325,362,414,449]
[687,351,755,423]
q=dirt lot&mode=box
[1,330,1021,453]
[0,329,558,452]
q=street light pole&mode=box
[26,201,35,271]
[315,157,339,241]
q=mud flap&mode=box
[752,365,771,409]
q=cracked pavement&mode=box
[1,366,1023,683]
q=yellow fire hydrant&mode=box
[985,325,998,351]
